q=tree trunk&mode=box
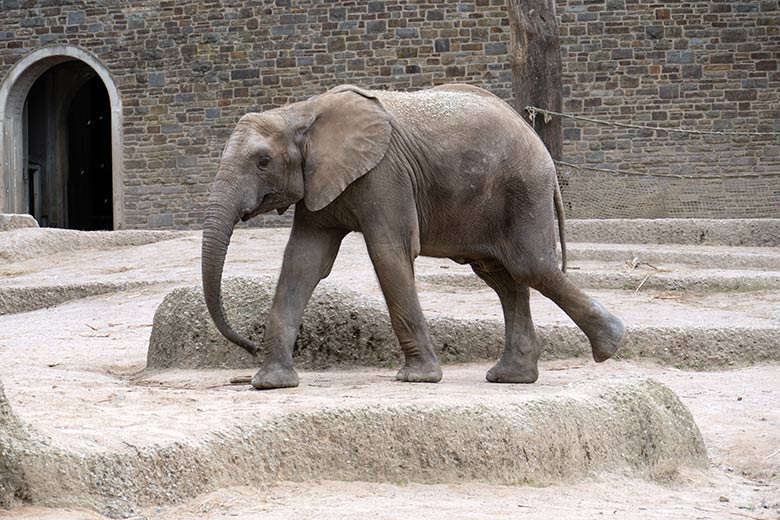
[508,0,563,161]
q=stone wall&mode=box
[0,0,512,229]
[1,0,778,226]
[556,0,780,218]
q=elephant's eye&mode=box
[256,155,272,170]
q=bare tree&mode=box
[508,0,563,161]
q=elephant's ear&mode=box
[293,86,392,212]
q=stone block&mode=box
[395,28,419,39]
[725,89,757,101]
[434,38,450,52]
[366,20,387,34]
[563,127,581,141]
[612,48,633,60]
[646,26,664,39]
[148,71,166,87]
[21,16,44,27]
[485,42,507,56]
[721,28,748,43]
[426,9,444,21]
[161,124,182,134]
[67,10,85,25]
[230,69,258,80]
[446,65,465,77]
[398,47,418,58]
[368,1,384,13]
[0,214,38,231]
[270,25,295,37]
[668,51,694,64]
[276,57,296,68]
[280,14,307,25]
[328,7,346,21]
[327,37,346,52]
[659,84,679,98]
[148,213,174,227]
[682,64,702,78]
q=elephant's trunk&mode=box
[201,185,259,356]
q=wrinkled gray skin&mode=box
[202,84,626,389]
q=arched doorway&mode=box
[0,46,124,230]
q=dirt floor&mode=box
[1,226,779,519]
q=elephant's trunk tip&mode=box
[242,341,260,357]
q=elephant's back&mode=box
[376,88,510,125]
[375,88,540,151]
[375,88,551,175]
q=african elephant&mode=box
[202,84,626,389]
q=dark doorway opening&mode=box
[24,61,113,230]
[67,76,112,230]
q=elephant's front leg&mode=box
[252,224,346,390]
[364,236,442,383]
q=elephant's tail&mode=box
[553,174,567,273]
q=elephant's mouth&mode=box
[241,208,264,222]
[240,193,278,221]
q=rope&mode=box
[555,160,780,180]
[526,106,780,137]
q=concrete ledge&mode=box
[147,278,780,371]
[0,214,37,232]
[0,228,184,263]
[421,270,780,293]
[566,219,780,247]
[0,282,153,315]
[566,243,780,270]
[2,376,706,517]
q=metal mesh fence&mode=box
[525,108,780,224]
[557,169,780,220]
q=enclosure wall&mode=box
[1,0,777,227]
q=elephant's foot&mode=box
[486,357,539,383]
[396,356,442,383]
[251,362,299,390]
[589,314,626,363]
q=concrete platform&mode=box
[1,225,779,519]
[0,370,705,517]
[0,228,181,263]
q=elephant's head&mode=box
[202,86,392,355]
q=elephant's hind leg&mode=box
[472,262,539,383]
[530,268,625,363]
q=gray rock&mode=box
[0,380,28,508]
[147,276,503,370]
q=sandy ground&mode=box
[1,227,779,519]
[2,473,778,520]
